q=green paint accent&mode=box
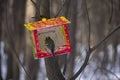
[29,31,38,59]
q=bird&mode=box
[45,37,55,58]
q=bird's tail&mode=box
[51,49,55,58]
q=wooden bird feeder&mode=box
[24,16,72,59]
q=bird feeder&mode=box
[24,16,72,59]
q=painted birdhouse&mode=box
[24,16,72,59]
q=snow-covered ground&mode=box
[1,42,7,80]
[0,41,120,80]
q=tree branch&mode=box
[70,24,120,80]
[90,68,99,80]
[54,0,67,17]
[31,0,48,19]
[109,0,113,24]
[91,25,120,52]
[31,0,41,19]
[100,67,120,80]
[84,0,91,51]
[70,50,91,80]
[70,0,92,79]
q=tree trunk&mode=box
[0,43,1,80]
[25,44,39,80]
[65,0,77,79]
[45,58,65,80]
[2,0,26,79]
[0,0,6,79]
[5,48,13,80]
[39,0,65,79]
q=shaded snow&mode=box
[1,42,120,80]
[1,41,7,80]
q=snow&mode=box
[1,41,120,80]
[1,41,7,80]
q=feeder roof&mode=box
[24,16,71,30]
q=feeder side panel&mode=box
[64,24,72,52]
[33,30,40,58]
[29,31,38,59]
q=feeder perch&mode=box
[24,16,72,59]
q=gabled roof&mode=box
[24,16,71,30]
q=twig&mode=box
[70,0,92,79]
[70,51,91,80]
[109,0,113,24]
[84,0,91,51]
[91,24,120,52]
[54,0,67,17]
[70,1,120,79]
[100,67,120,80]
[90,68,99,80]
[70,24,120,80]
[31,0,41,19]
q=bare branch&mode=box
[100,67,120,80]
[70,51,91,80]
[54,0,67,17]
[31,0,50,20]
[30,0,41,19]
[109,0,113,24]
[70,24,120,80]
[70,0,120,79]
[90,68,99,80]
[70,0,92,79]
[84,0,91,50]
[91,25,120,52]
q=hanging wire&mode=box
[5,1,32,80]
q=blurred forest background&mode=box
[0,0,120,80]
